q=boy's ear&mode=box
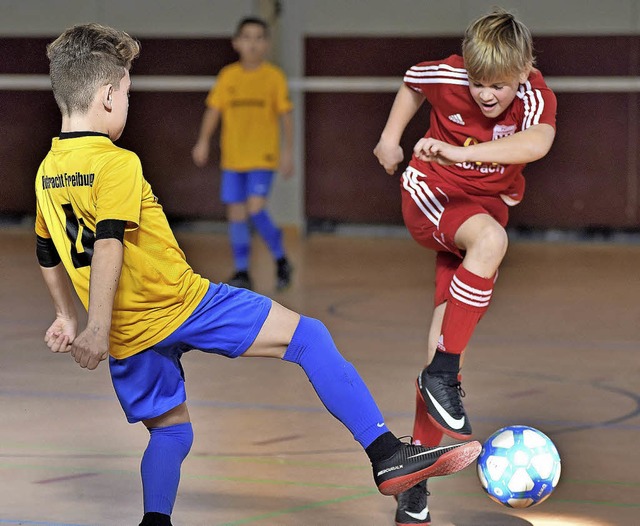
[519,63,533,83]
[102,85,114,110]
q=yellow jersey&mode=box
[35,134,209,359]
[206,61,293,171]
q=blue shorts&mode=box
[220,169,275,204]
[109,283,272,423]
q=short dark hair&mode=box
[47,23,140,116]
[234,16,269,37]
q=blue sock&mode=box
[141,422,193,515]
[228,221,251,271]
[282,316,390,448]
[250,210,284,260]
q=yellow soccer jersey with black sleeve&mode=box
[206,61,293,171]
[35,135,209,359]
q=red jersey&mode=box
[404,54,557,204]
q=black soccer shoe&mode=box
[395,480,431,525]
[227,270,253,290]
[417,368,472,440]
[276,256,292,290]
[139,512,172,526]
[372,440,481,496]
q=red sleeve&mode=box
[403,55,468,106]
[516,69,557,131]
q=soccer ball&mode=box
[477,425,561,508]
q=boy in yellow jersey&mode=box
[35,23,481,526]
[192,16,293,291]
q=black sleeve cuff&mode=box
[95,219,126,243]
[36,235,62,267]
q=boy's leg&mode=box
[140,404,193,526]
[418,215,505,439]
[246,170,292,290]
[222,171,252,288]
[243,302,481,495]
[110,351,193,525]
[413,302,446,447]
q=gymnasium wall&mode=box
[1,0,640,229]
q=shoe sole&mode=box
[396,520,431,526]
[415,379,473,441]
[378,441,481,496]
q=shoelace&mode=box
[403,480,430,509]
[446,380,466,414]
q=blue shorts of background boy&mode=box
[221,169,290,291]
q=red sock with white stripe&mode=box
[437,265,494,358]
[412,384,444,446]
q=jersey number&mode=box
[62,203,95,268]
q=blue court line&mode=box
[0,521,92,526]
[2,387,640,432]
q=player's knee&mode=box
[148,422,194,460]
[474,222,508,262]
[283,316,334,365]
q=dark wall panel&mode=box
[510,93,633,228]
[120,92,224,219]
[3,35,640,229]
[1,92,61,215]
[0,37,232,221]
[305,36,640,229]
[305,92,431,224]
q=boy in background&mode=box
[192,16,293,291]
[35,23,482,526]
[374,8,556,525]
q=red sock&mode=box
[439,265,494,354]
[413,372,465,446]
[412,385,444,446]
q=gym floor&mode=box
[1,225,638,525]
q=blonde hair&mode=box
[47,23,140,116]
[462,7,534,82]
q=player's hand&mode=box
[373,139,404,175]
[44,316,77,353]
[191,141,210,167]
[413,138,464,166]
[69,327,110,370]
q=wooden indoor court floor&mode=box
[1,225,638,525]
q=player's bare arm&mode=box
[192,107,221,167]
[40,263,78,353]
[415,123,555,167]
[71,238,123,370]
[374,84,424,175]
[279,111,295,178]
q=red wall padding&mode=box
[2,35,639,228]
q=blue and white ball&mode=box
[477,425,561,508]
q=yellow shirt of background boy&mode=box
[206,62,292,171]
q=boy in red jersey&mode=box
[35,23,481,526]
[374,8,556,525]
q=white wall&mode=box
[300,0,640,36]
[0,0,253,36]
[2,0,639,36]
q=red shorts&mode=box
[400,166,508,305]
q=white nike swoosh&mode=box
[426,389,465,430]
[376,422,385,427]
[407,445,452,459]
[406,506,429,520]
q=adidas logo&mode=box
[447,113,465,125]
